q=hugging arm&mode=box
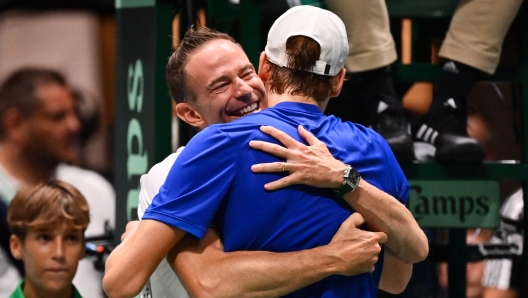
[168,213,386,298]
[250,125,428,264]
[379,252,413,294]
[103,220,187,298]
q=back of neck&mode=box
[267,92,327,111]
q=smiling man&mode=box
[132,27,392,298]
[168,32,267,128]
[104,7,427,298]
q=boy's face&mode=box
[10,222,85,294]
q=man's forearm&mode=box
[343,180,428,263]
[103,220,186,298]
[169,230,339,298]
[169,219,383,298]
[192,248,342,298]
[141,228,340,298]
[379,251,413,294]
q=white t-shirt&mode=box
[0,163,115,298]
[137,147,190,298]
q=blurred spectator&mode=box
[71,88,103,169]
[7,180,90,298]
[0,10,112,175]
[434,109,520,298]
[0,195,25,296]
[437,228,495,298]
[0,68,115,297]
[482,188,524,298]
[0,197,24,277]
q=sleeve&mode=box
[137,150,183,220]
[142,127,237,239]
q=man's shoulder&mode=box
[55,164,112,187]
[138,148,184,217]
[215,109,279,127]
[204,110,287,136]
[154,149,183,172]
[186,122,252,150]
[141,149,183,189]
[330,119,391,150]
[331,117,377,138]
[55,164,115,199]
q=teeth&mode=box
[239,103,258,116]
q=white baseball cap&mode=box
[265,5,349,76]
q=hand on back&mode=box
[329,213,387,276]
[250,125,346,190]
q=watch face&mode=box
[333,165,360,196]
[345,167,360,189]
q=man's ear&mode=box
[329,68,347,97]
[175,103,205,128]
[3,109,26,144]
[257,51,270,83]
[10,235,23,260]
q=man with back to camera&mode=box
[134,79,398,297]
[130,26,413,298]
[0,68,115,297]
[104,6,428,297]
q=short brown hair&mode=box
[267,36,334,102]
[0,68,68,140]
[166,26,236,104]
[7,180,90,239]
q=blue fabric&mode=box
[143,102,409,297]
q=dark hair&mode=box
[0,68,67,139]
[166,26,236,104]
[7,180,90,240]
[267,36,334,102]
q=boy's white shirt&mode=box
[137,147,190,298]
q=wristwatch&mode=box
[333,164,361,197]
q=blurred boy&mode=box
[7,180,89,298]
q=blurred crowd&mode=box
[0,1,526,297]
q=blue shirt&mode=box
[144,102,409,297]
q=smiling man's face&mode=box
[183,39,267,128]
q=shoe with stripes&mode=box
[412,106,484,162]
[371,107,415,162]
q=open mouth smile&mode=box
[232,102,259,117]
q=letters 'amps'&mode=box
[407,180,500,228]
